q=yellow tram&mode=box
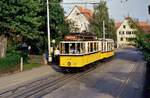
[59,33,114,68]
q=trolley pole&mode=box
[47,0,52,62]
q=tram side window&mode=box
[82,43,85,53]
[77,43,81,53]
[90,43,93,52]
[80,43,85,53]
[88,43,90,52]
[94,42,96,51]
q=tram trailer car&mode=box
[59,39,114,68]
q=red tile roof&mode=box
[76,6,93,20]
[138,21,150,34]
[115,22,122,29]
[115,20,150,34]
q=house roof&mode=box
[115,22,122,29]
[76,6,93,20]
[115,18,150,34]
[67,5,93,21]
[138,21,150,34]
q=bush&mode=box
[0,51,21,72]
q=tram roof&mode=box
[64,32,97,41]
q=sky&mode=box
[62,0,150,22]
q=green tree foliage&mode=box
[0,0,42,40]
[128,18,150,62]
[0,0,44,53]
[48,0,69,41]
[89,1,116,40]
[0,0,69,53]
[38,0,70,51]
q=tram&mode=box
[59,32,114,68]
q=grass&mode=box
[0,51,21,74]
[23,63,42,70]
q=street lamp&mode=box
[52,39,56,53]
[52,39,56,44]
[47,0,52,62]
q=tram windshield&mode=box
[60,42,85,54]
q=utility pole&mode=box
[103,20,106,39]
[102,20,106,51]
[47,0,52,62]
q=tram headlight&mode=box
[67,62,71,66]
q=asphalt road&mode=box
[43,48,146,98]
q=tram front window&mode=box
[61,43,85,54]
[70,43,76,54]
[64,43,69,54]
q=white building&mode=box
[66,5,92,32]
[116,17,137,48]
[116,17,150,48]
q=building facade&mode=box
[116,18,137,47]
[66,6,92,32]
[116,17,150,48]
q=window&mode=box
[123,25,126,28]
[60,43,85,54]
[132,31,135,34]
[120,38,123,41]
[76,13,80,15]
[126,38,135,42]
[119,31,121,34]
[126,31,131,34]
[80,43,85,53]
[62,43,69,54]
[119,31,124,35]
[90,42,93,52]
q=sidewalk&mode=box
[0,65,57,91]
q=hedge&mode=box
[0,51,21,72]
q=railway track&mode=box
[116,62,141,98]
[0,58,114,98]
[0,57,139,98]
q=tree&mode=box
[0,0,69,53]
[0,0,43,51]
[128,18,150,62]
[89,1,116,40]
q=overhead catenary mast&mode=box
[103,20,106,40]
[102,20,106,51]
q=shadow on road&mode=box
[115,48,143,63]
[143,62,150,98]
